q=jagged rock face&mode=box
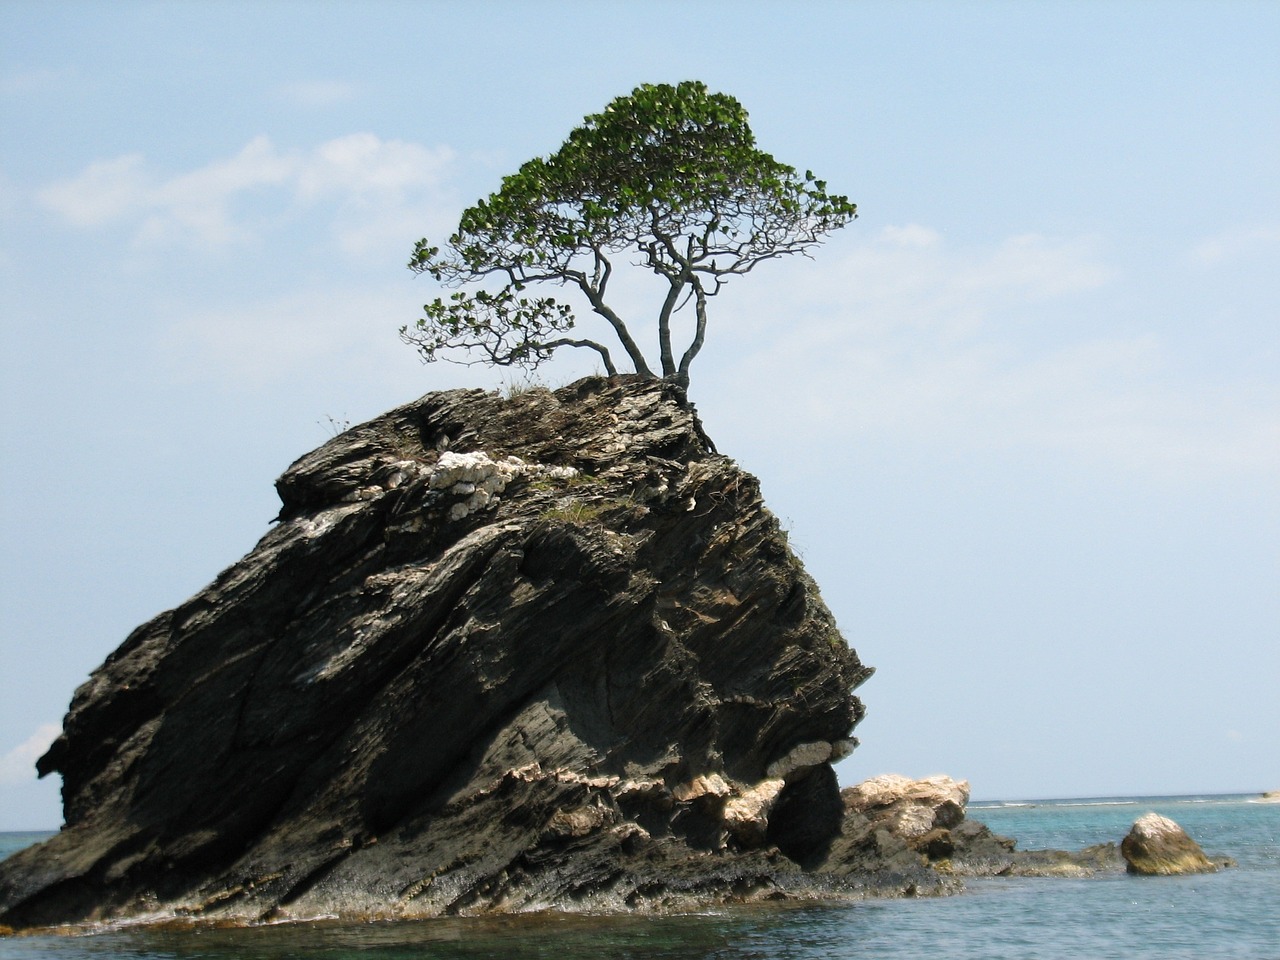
[0,377,872,928]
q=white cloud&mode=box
[880,223,941,249]
[0,723,60,786]
[297,133,450,200]
[958,233,1112,301]
[38,134,456,253]
[140,136,297,246]
[1190,225,1280,266]
[297,134,457,257]
[159,286,425,386]
[155,280,603,397]
[710,225,1280,482]
[38,153,151,227]
[724,225,1114,344]
[272,80,357,108]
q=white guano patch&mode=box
[429,451,578,521]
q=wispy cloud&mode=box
[0,724,60,786]
[38,134,456,254]
[828,225,1114,331]
[1190,225,1280,266]
[296,133,457,257]
[37,153,152,227]
[159,286,424,387]
[712,224,1114,346]
[272,80,358,108]
[712,226,1280,482]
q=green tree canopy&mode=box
[403,81,857,388]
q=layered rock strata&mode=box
[0,377,876,928]
[1,378,1189,933]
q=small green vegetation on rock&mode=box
[539,499,608,526]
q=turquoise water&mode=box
[2,794,1277,959]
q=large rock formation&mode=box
[0,377,877,929]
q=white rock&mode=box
[612,778,672,809]
[672,773,732,803]
[829,739,856,763]
[766,741,834,779]
[723,778,786,845]
[844,773,970,811]
[893,805,940,839]
[424,450,582,521]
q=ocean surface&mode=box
[1,793,1276,959]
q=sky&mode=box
[1,1,1277,830]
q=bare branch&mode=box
[541,337,617,376]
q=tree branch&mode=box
[676,278,709,387]
[572,275,655,377]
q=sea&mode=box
[1,793,1276,959]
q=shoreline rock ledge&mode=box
[1,376,884,929]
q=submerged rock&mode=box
[0,377,877,929]
[1121,813,1217,876]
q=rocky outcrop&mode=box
[820,773,1132,882]
[829,774,971,878]
[842,774,970,841]
[2,376,1197,933]
[0,376,876,930]
[1121,813,1217,875]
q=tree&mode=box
[402,81,857,389]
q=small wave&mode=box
[1053,800,1138,808]
[969,801,1036,809]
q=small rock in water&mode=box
[1120,812,1216,876]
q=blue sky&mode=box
[2,1,1277,829]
